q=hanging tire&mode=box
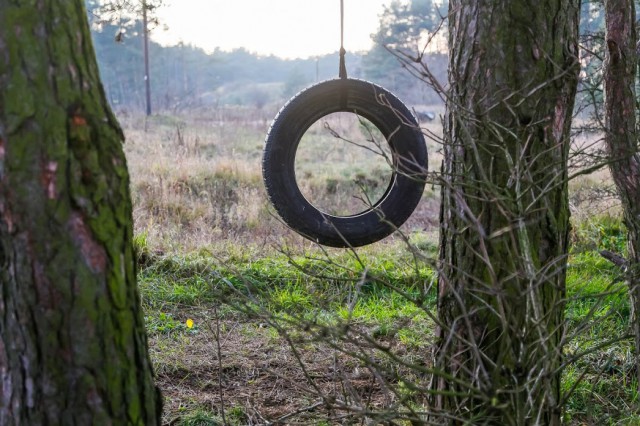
[262,78,428,248]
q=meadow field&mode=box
[120,105,637,425]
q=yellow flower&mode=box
[186,318,194,329]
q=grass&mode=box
[562,221,637,424]
[137,237,438,423]
[122,108,442,252]
[123,110,637,423]
[136,228,637,424]
[295,112,394,215]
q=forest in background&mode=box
[86,2,449,113]
[85,0,623,118]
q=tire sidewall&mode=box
[263,78,427,247]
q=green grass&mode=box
[171,406,249,426]
[563,244,637,424]
[138,218,638,425]
[174,409,222,426]
[145,312,194,335]
[572,213,628,255]
[566,251,629,323]
[138,240,435,307]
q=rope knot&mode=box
[339,47,347,79]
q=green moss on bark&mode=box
[435,0,579,423]
[0,0,161,424]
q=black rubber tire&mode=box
[262,78,427,248]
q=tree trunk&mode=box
[434,1,580,424]
[603,0,640,399]
[0,1,161,423]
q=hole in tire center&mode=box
[295,112,394,216]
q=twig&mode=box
[600,250,628,269]
[267,400,324,425]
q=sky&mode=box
[152,0,393,59]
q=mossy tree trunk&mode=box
[603,0,640,398]
[433,0,580,423]
[0,0,161,423]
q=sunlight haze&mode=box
[153,0,393,59]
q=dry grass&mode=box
[121,106,444,254]
[569,129,622,225]
[123,111,277,251]
[121,103,615,254]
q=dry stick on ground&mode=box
[267,400,325,425]
[600,250,628,268]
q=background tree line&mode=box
[86,0,448,112]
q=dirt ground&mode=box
[152,311,434,425]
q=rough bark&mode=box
[434,0,580,424]
[603,0,640,398]
[0,0,161,424]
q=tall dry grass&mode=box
[120,106,444,253]
[120,103,620,256]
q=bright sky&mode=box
[153,0,393,59]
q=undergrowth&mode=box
[137,216,638,424]
[125,112,636,424]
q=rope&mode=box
[339,0,347,79]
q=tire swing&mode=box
[262,2,428,248]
